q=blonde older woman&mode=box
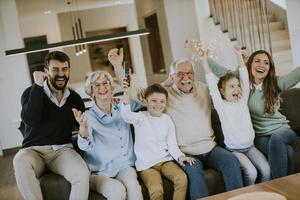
[72,70,143,200]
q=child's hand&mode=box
[108,48,123,67]
[72,108,89,138]
[241,50,249,64]
[199,47,208,61]
[233,45,246,67]
[233,45,242,54]
[178,156,196,167]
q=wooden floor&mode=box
[0,153,23,200]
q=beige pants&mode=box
[139,161,187,200]
[13,146,90,200]
[90,167,143,200]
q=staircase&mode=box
[208,0,293,75]
[268,17,293,75]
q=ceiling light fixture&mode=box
[68,0,86,56]
[5,29,150,56]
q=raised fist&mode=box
[33,71,47,86]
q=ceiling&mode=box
[16,0,134,16]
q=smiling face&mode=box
[220,76,241,103]
[171,61,195,93]
[91,76,113,101]
[145,92,167,117]
[45,59,70,91]
[250,53,270,84]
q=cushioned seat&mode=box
[40,168,225,200]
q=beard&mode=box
[49,75,69,91]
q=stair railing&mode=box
[208,0,272,55]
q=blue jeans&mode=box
[228,146,270,185]
[182,146,243,200]
[254,127,297,179]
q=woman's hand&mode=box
[122,77,130,105]
[108,48,123,68]
[178,155,196,167]
[72,108,89,138]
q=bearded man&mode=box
[13,51,90,200]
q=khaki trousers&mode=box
[139,161,187,200]
[90,167,143,200]
[13,146,90,200]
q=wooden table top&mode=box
[201,173,300,200]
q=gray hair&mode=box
[169,59,195,75]
[84,70,114,97]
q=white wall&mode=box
[135,0,171,84]
[163,0,204,81]
[18,12,62,43]
[0,0,30,150]
[136,0,237,83]
[286,0,300,67]
[194,0,237,81]
[270,0,286,9]
[58,4,147,87]
[163,0,199,59]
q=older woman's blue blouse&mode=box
[78,100,141,177]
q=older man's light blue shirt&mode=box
[78,100,141,177]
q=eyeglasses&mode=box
[92,81,110,89]
[176,72,194,79]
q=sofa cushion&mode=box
[280,88,300,136]
[40,173,105,200]
[40,168,225,200]
[140,168,224,199]
[40,173,71,200]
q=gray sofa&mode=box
[39,88,300,200]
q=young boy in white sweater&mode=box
[121,83,195,200]
[199,46,271,185]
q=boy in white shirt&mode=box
[199,46,270,185]
[121,83,195,200]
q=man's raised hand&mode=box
[33,71,47,86]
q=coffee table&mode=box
[201,173,300,200]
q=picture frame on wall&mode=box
[86,27,133,77]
